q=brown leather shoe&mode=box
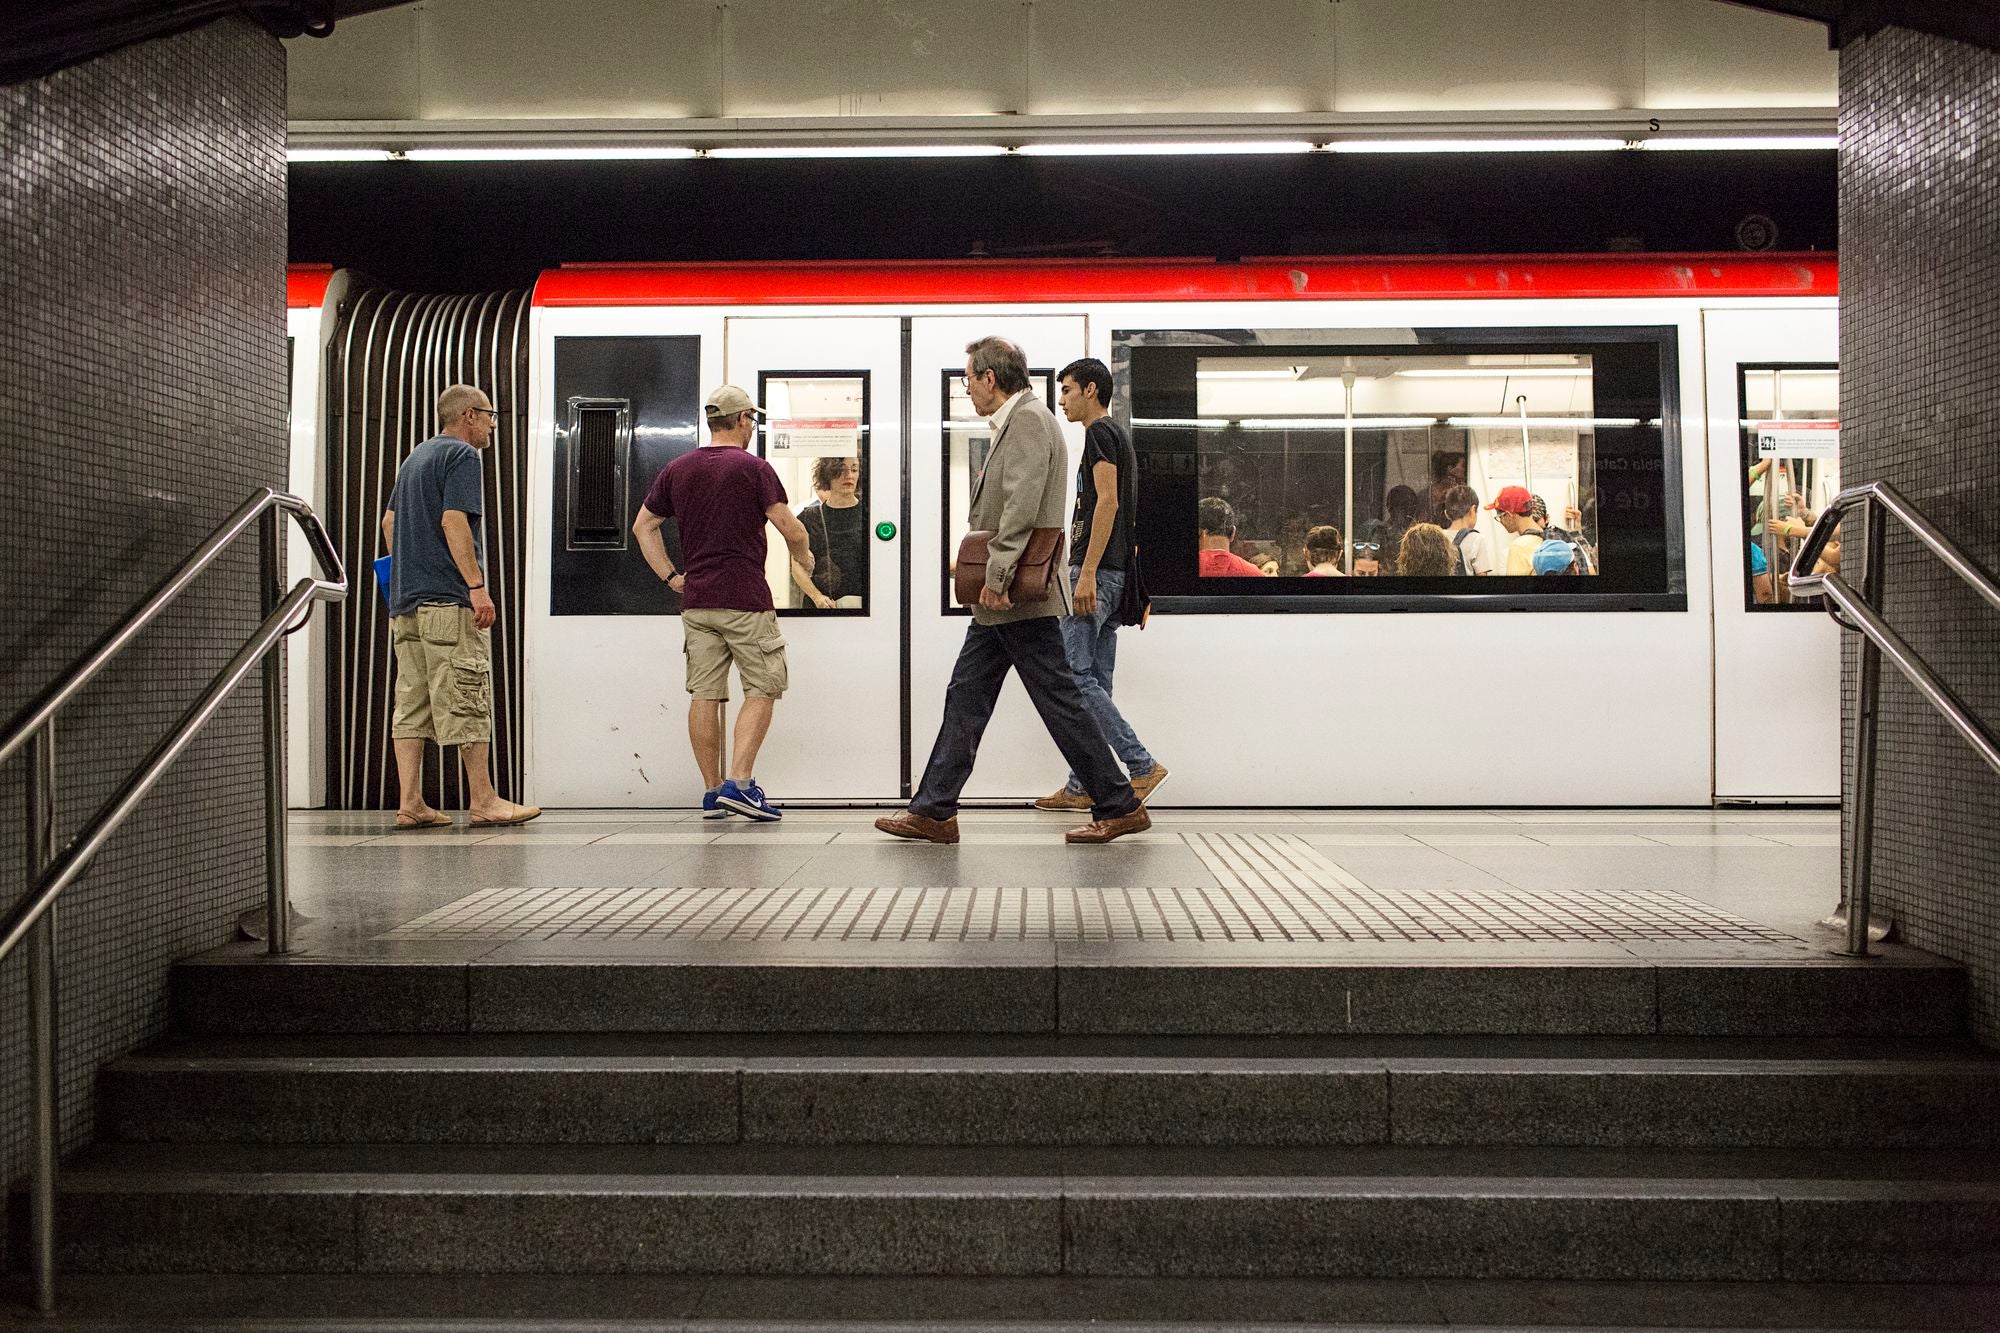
[1065,806,1152,845]
[1129,763,1170,805]
[875,811,961,844]
[1032,786,1093,812]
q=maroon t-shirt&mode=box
[641,446,788,611]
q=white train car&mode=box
[507,255,1841,809]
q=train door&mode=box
[1703,308,1841,800]
[724,317,905,797]
[909,315,1088,799]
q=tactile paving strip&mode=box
[375,834,1799,945]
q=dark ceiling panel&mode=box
[1721,0,2000,51]
[0,0,416,85]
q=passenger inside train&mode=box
[791,455,866,610]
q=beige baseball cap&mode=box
[703,385,765,418]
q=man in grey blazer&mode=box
[876,337,1149,845]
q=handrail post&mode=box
[1839,498,1891,959]
[26,725,59,1313]
[260,507,289,956]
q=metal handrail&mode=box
[0,487,347,1314]
[1787,480,2000,959]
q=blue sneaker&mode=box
[716,778,782,822]
[700,788,733,820]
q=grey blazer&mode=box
[967,392,1073,627]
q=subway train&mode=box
[283,254,1841,810]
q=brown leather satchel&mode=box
[954,527,1066,607]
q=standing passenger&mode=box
[877,337,1149,846]
[633,386,816,821]
[1442,485,1492,575]
[1034,357,1168,814]
[1488,486,1548,575]
[1197,497,1266,576]
[382,384,540,829]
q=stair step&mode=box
[100,1034,2000,1149]
[7,1273,2000,1331]
[46,1144,2000,1282]
[170,950,1969,1037]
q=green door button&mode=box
[874,521,898,541]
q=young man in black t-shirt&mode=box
[1034,357,1169,812]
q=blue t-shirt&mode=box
[387,436,484,617]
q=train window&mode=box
[1120,328,1685,612]
[1737,365,1840,611]
[938,367,1057,615]
[564,398,632,551]
[755,371,871,614]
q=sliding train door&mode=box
[908,315,1089,799]
[1703,307,1841,800]
[723,317,906,798]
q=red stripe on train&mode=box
[527,254,1837,308]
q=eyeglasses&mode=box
[471,407,499,418]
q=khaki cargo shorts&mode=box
[683,608,788,701]
[390,604,493,745]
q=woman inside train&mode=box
[791,455,867,609]
[1303,524,1347,576]
[1396,523,1458,578]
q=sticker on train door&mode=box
[1755,420,1839,459]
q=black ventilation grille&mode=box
[567,399,629,550]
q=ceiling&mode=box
[282,0,1847,153]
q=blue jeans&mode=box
[1060,566,1155,794]
[912,618,1138,822]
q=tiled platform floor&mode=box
[277,806,1862,966]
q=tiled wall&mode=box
[1839,27,2000,1045]
[0,16,288,1195]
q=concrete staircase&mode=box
[33,950,2000,1326]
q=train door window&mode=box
[1124,328,1681,611]
[1737,365,1839,611]
[755,371,870,614]
[939,367,1056,614]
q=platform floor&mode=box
[277,806,1864,966]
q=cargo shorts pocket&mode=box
[417,604,463,647]
[448,654,492,719]
[743,630,789,699]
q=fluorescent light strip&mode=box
[709,145,1008,159]
[287,148,393,162]
[1240,417,1440,430]
[1016,141,1316,157]
[1133,417,1440,429]
[1196,369,1305,380]
[1643,136,1838,152]
[403,147,698,161]
[1328,138,1625,154]
[1396,367,1590,379]
[1448,416,1641,428]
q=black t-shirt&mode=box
[1068,418,1133,572]
[798,499,869,601]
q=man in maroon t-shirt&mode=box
[633,386,815,821]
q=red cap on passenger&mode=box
[1486,485,1534,515]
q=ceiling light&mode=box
[1196,368,1306,380]
[1016,141,1316,157]
[1239,417,1440,430]
[708,145,1009,159]
[1641,136,1839,151]
[1397,367,1590,379]
[402,147,698,161]
[286,148,393,162]
[1448,416,1641,428]
[1328,138,1626,154]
